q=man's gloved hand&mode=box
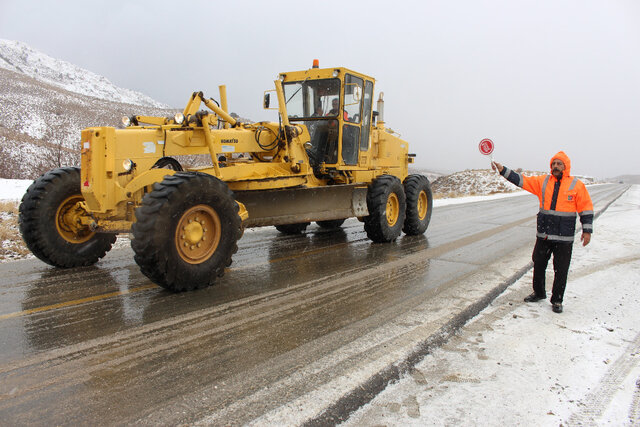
[491,161,504,173]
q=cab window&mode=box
[360,80,374,150]
[283,78,341,119]
[343,74,363,123]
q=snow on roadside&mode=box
[0,178,33,201]
[343,185,640,426]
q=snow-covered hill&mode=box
[432,168,600,197]
[0,39,167,108]
[0,66,177,179]
[0,40,180,179]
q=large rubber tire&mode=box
[316,219,346,229]
[364,175,406,243]
[18,166,117,267]
[275,223,310,234]
[403,174,433,235]
[131,172,242,292]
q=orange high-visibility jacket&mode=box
[500,151,594,242]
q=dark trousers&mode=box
[532,237,573,304]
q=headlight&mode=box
[174,113,185,125]
[121,116,131,127]
[122,159,135,172]
[333,69,340,77]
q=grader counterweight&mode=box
[19,62,433,291]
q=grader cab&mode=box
[19,61,433,291]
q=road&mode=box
[0,184,626,425]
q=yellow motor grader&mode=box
[19,61,433,291]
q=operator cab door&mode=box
[358,80,374,166]
[341,75,374,167]
[341,74,364,165]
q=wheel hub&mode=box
[417,190,428,220]
[386,193,399,227]
[56,196,94,243]
[175,205,221,264]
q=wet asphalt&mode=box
[0,184,625,425]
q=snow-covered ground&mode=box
[0,178,33,201]
[344,185,640,426]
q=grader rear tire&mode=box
[403,174,433,235]
[18,166,116,267]
[364,175,406,243]
[316,219,346,230]
[131,172,242,292]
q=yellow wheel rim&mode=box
[386,193,400,227]
[417,190,428,220]
[175,205,221,264]
[55,195,94,244]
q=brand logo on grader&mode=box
[142,141,156,154]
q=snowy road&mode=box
[0,184,627,425]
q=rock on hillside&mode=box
[0,39,167,108]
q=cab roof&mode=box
[279,66,375,83]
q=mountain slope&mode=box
[0,39,167,108]
[0,67,176,179]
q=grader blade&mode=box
[235,184,368,228]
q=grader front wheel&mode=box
[18,167,116,267]
[131,172,242,292]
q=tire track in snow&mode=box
[566,331,640,426]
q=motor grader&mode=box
[19,61,433,291]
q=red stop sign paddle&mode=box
[478,138,494,155]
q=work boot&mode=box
[524,293,546,303]
[552,303,563,313]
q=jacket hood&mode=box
[550,151,571,177]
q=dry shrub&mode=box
[0,201,18,214]
[0,201,30,260]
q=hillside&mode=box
[0,40,180,179]
[0,39,167,108]
[0,40,257,180]
[0,67,177,179]
[431,168,601,197]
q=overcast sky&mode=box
[1,0,638,177]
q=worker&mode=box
[492,151,593,313]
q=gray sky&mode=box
[1,0,639,178]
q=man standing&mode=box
[492,151,593,313]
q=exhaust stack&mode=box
[377,92,385,124]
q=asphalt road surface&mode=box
[0,184,626,425]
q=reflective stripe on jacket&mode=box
[500,151,594,242]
